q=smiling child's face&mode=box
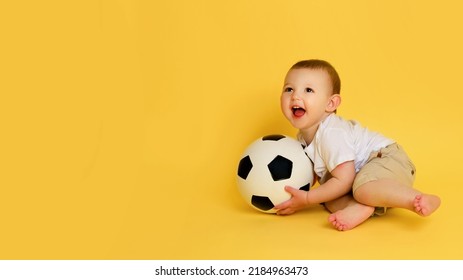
[280,67,336,134]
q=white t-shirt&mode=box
[298,114,394,181]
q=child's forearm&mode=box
[306,161,355,205]
[306,177,352,205]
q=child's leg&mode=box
[353,178,441,216]
[324,194,374,231]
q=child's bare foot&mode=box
[414,194,441,216]
[328,203,374,231]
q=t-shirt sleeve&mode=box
[319,127,356,172]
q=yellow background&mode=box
[1,0,462,259]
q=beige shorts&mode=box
[353,143,416,215]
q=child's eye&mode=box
[284,87,293,93]
[305,88,314,93]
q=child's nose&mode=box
[291,90,302,101]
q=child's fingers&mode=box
[276,208,295,216]
[274,186,300,214]
[274,186,298,210]
[274,199,292,210]
[284,185,298,195]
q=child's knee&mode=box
[353,184,372,204]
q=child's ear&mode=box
[326,94,341,113]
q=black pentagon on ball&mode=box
[262,134,286,141]
[267,155,293,181]
[251,195,274,211]
[299,182,311,191]
[237,155,253,180]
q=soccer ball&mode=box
[237,134,314,213]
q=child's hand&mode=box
[274,186,309,215]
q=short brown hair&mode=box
[290,59,341,95]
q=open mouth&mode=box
[292,106,306,117]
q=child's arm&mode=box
[274,161,356,215]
